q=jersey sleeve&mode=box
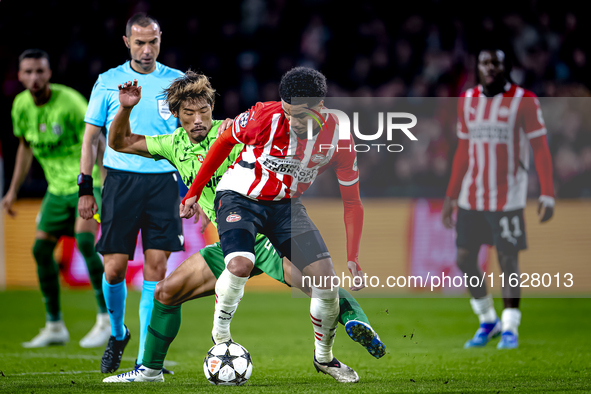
[333,138,359,186]
[456,95,469,140]
[231,102,264,145]
[69,91,89,141]
[145,134,174,162]
[10,96,25,138]
[84,75,109,127]
[520,92,547,140]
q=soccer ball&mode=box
[203,341,253,385]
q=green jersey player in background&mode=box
[101,72,386,383]
[1,49,110,348]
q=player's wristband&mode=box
[77,174,94,197]
[539,195,555,208]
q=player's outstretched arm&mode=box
[1,137,33,217]
[108,79,151,158]
[442,138,469,229]
[339,182,365,290]
[179,127,239,218]
[78,123,103,219]
[530,134,555,223]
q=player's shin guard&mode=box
[143,300,181,370]
[310,286,339,363]
[470,294,497,323]
[102,274,127,340]
[32,239,61,322]
[75,232,107,314]
[337,287,369,325]
[212,268,249,343]
[137,280,157,365]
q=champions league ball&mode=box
[203,341,253,385]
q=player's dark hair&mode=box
[279,67,327,107]
[164,69,216,114]
[475,46,514,85]
[126,12,160,36]
[18,49,50,68]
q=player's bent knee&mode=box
[154,280,175,305]
[226,253,255,278]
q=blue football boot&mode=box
[497,331,518,349]
[464,318,501,348]
[345,320,386,358]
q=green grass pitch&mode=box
[0,289,589,393]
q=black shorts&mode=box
[214,190,329,268]
[96,169,184,259]
[456,208,527,254]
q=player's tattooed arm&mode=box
[109,79,151,158]
[1,137,33,217]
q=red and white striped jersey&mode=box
[216,101,359,201]
[456,84,547,211]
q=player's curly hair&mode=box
[164,70,216,114]
[279,67,327,106]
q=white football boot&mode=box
[313,355,359,383]
[79,313,111,348]
[103,365,164,383]
[22,321,69,348]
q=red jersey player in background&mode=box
[442,48,554,349]
[180,67,366,382]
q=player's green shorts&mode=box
[200,236,286,284]
[36,187,102,237]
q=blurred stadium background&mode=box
[1,0,590,291]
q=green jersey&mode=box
[145,120,243,222]
[11,83,101,196]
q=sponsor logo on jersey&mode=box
[52,124,63,136]
[158,99,172,120]
[226,214,242,222]
[259,156,319,184]
[197,154,204,163]
[39,124,47,133]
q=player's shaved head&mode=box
[126,12,160,37]
[164,70,216,114]
[279,67,327,107]
[19,48,50,69]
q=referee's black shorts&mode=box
[96,169,184,259]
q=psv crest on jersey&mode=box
[158,99,172,120]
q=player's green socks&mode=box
[32,239,61,322]
[75,232,107,313]
[338,287,370,326]
[142,300,181,370]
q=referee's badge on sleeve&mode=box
[158,99,172,120]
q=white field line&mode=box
[9,370,103,376]
[0,352,178,366]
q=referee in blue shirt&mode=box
[78,13,183,374]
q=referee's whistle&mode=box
[93,213,101,224]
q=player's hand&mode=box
[179,195,197,219]
[194,203,211,233]
[441,196,456,229]
[348,261,366,291]
[1,191,18,217]
[537,197,554,223]
[78,195,98,220]
[118,79,142,108]
[217,118,234,138]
